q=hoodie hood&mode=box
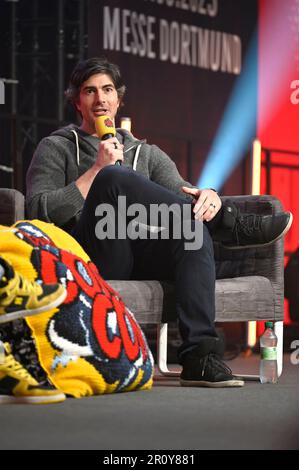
[51,124,144,167]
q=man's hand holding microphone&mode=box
[75,116,123,198]
[94,115,123,169]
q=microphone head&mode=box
[95,115,116,140]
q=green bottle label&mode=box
[261,347,277,360]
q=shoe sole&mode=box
[180,378,245,388]
[0,392,66,404]
[0,288,67,324]
[221,211,293,250]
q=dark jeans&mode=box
[72,166,219,358]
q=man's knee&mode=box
[93,165,139,194]
[94,164,126,184]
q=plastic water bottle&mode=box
[259,321,278,384]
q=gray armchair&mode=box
[0,189,285,379]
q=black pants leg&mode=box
[72,166,218,357]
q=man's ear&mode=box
[75,99,81,113]
[116,97,122,111]
[117,96,125,109]
[73,99,82,120]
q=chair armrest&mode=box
[214,195,285,320]
[0,188,25,225]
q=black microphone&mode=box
[95,115,122,165]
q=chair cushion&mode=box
[215,276,279,321]
[110,275,282,324]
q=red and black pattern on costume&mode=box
[14,222,153,391]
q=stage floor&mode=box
[0,353,298,450]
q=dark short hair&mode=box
[65,57,126,105]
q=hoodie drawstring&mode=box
[71,130,80,166]
[132,144,142,171]
[71,128,142,170]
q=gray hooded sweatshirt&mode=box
[26,125,193,233]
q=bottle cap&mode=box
[265,321,273,328]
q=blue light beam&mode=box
[198,32,257,190]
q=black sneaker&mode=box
[180,338,244,388]
[215,204,292,250]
